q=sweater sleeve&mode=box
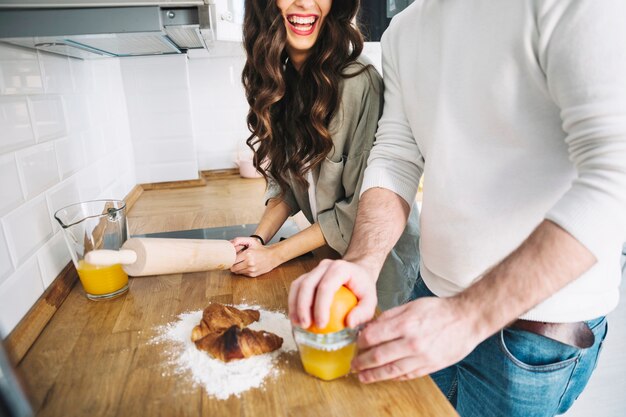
[360,22,425,206]
[263,176,300,215]
[316,67,383,254]
[541,1,626,258]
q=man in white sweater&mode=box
[289,1,626,415]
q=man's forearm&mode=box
[343,188,411,274]
[457,220,597,339]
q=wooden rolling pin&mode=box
[84,238,236,277]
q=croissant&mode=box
[191,303,260,342]
[195,325,283,362]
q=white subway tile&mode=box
[126,90,191,115]
[88,93,110,128]
[96,153,117,192]
[99,179,126,201]
[81,129,106,164]
[91,59,114,95]
[120,173,136,198]
[0,226,14,286]
[0,257,44,337]
[128,112,193,141]
[4,195,54,266]
[55,133,85,179]
[135,160,198,184]
[76,163,102,201]
[16,142,60,199]
[69,58,94,93]
[0,96,35,153]
[197,150,238,171]
[46,177,81,232]
[63,94,91,133]
[0,43,43,95]
[0,153,25,216]
[38,51,74,94]
[133,139,196,165]
[120,55,190,94]
[28,95,68,142]
[37,231,70,288]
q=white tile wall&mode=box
[55,133,85,179]
[120,54,198,183]
[63,94,92,133]
[0,227,14,286]
[39,52,74,94]
[16,142,60,199]
[0,153,24,216]
[46,177,81,232]
[3,195,54,266]
[0,257,44,337]
[0,45,43,95]
[0,96,35,153]
[0,43,135,338]
[28,95,68,142]
[37,231,70,289]
[189,54,249,171]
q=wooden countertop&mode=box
[17,175,456,417]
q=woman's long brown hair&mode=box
[242,0,367,194]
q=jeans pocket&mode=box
[499,328,581,372]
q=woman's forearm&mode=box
[271,222,327,264]
[252,198,292,244]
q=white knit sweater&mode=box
[362,0,626,322]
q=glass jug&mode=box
[54,200,129,300]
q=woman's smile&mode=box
[286,13,319,36]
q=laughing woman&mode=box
[230,0,420,310]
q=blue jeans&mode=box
[410,275,608,417]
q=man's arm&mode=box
[289,188,410,329]
[353,220,596,382]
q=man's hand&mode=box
[288,258,379,329]
[230,237,280,277]
[351,295,485,383]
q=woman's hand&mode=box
[230,237,282,277]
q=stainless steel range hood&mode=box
[0,2,243,59]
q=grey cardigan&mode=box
[265,60,420,310]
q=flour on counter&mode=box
[152,305,296,400]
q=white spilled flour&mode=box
[152,305,297,400]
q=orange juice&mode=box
[293,326,359,381]
[298,342,357,381]
[77,260,128,299]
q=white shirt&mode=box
[362,0,626,322]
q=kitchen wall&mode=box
[120,42,383,177]
[0,43,135,337]
[121,54,199,183]
[0,42,382,337]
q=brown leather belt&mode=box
[508,319,595,349]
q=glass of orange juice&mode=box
[293,326,359,381]
[54,200,129,300]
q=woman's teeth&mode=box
[287,16,317,30]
